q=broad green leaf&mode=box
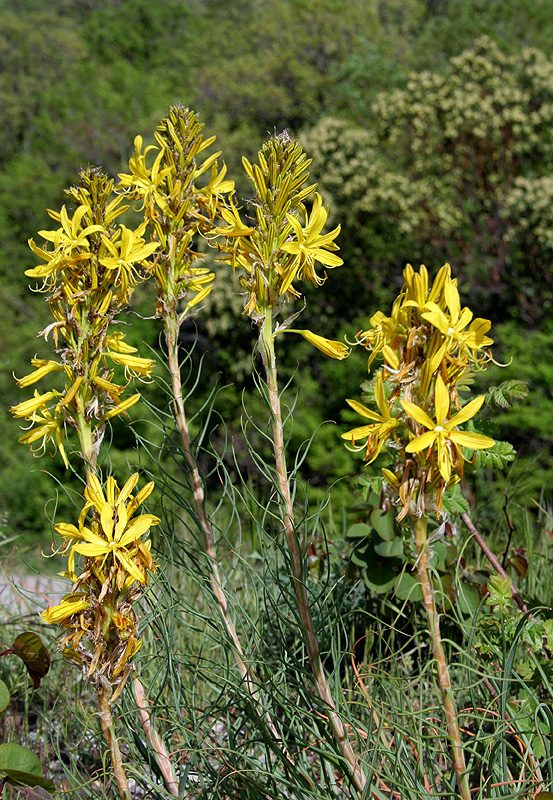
[360,542,397,592]
[13,633,50,689]
[486,380,529,409]
[369,509,395,540]
[374,538,403,558]
[0,743,55,790]
[0,679,9,713]
[350,543,372,567]
[457,582,481,616]
[442,485,469,515]
[534,794,553,800]
[346,523,372,540]
[394,572,422,602]
[486,574,512,612]
[364,563,396,594]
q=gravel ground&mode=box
[0,572,69,620]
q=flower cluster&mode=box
[118,104,234,319]
[215,130,347,358]
[42,473,159,696]
[343,264,495,516]
[11,168,157,468]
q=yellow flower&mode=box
[280,329,350,359]
[118,135,173,212]
[16,359,64,388]
[25,205,104,280]
[401,375,494,482]
[56,473,159,587]
[99,225,159,299]
[342,373,400,463]
[42,593,90,625]
[101,393,141,422]
[281,193,343,292]
[103,332,138,354]
[104,351,155,378]
[421,276,493,356]
[10,390,58,418]
[17,403,68,468]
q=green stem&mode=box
[413,516,470,800]
[258,308,367,795]
[77,414,96,478]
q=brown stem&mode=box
[414,516,470,800]
[133,675,179,797]
[97,686,131,800]
[461,512,528,613]
[163,309,287,750]
[258,314,366,795]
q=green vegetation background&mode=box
[2,0,553,552]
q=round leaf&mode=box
[394,572,422,602]
[351,543,372,567]
[346,523,372,540]
[0,679,9,713]
[535,794,553,800]
[374,538,404,558]
[364,565,396,594]
[13,633,50,689]
[457,582,481,617]
[0,743,55,791]
[369,509,395,541]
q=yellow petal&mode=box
[283,329,349,359]
[341,424,376,441]
[449,431,495,450]
[346,398,383,422]
[401,399,435,430]
[405,430,437,453]
[434,375,450,425]
[446,394,486,429]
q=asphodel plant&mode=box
[118,106,286,736]
[343,263,495,800]
[11,168,176,799]
[215,132,366,793]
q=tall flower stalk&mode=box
[216,132,365,793]
[343,263,496,800]
[118,105,284,735]
[12,168,177,799]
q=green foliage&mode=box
[486,379,529,409]
[1,3,553,797]
[473,440,517,470]
[485,574,513,612]
[304,38,553,323]
[0,680,8,713]
[0,743,54,793]
[0,635,53,794]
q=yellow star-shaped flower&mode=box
[401,375,494,482]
